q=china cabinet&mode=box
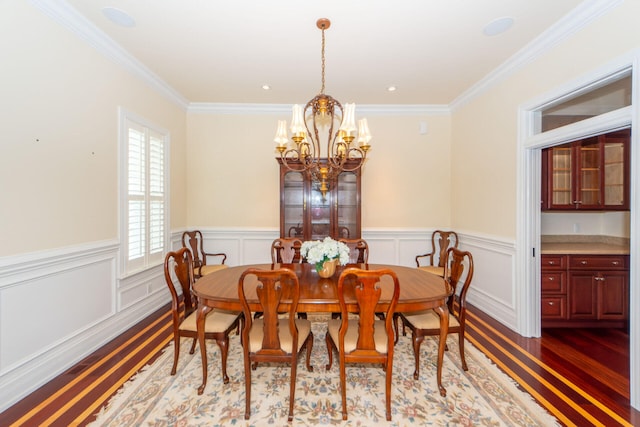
[541,129,629,211]
[278,159,361,241]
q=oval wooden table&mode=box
[193,263,451,396]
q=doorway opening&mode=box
[518,62,638,407]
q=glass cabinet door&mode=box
[550,145,572,208]
[336,171,358,239]
[283,171,304,238]
[309,182,331,241]
[577,138,601,208]
[603,137,626,207]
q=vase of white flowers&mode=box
[300,237,350,278]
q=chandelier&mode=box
[274,18,372,198]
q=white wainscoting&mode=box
[0,240,169,412]
[0,228,517,412]
[194,227,519,331]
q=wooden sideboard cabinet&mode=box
[541,129,630,211]
[278,158,361,241]
[541,254,628,328]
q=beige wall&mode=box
[186,112,452,230]
[5,0,638,253]
[451,0,640,239]
[0,1,187,257]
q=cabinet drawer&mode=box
[568,255,628,270]
[541,255,566,270]
[541,272,566,293]
[541,296,566,319]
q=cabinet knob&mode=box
[548,277,554,281]
[595,276,605,281]
[612,261,619,265]
[548,261,555,265]
[548,301,555,305]
[580,261,587,265]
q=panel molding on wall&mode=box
[0,240,168,412]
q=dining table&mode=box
[193,262,451,396]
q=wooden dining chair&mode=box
[271,237,303,264]
[181,230,228,279]
[238,267,314,421]
[338,238,369,264]
[415,230,459,277]
[163,248,241,383]
[399,247,474,379]
[325,267,400,421]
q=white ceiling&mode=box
[63,0,587,106]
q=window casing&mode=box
[120,109,169,275]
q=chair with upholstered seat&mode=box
[163,248,241,384]
[182,230,228,279]
[325,267,400,421]
[399,247,474,379]
[271,237,303,264]
[338,238,369,264]
[415,230,459,277]
[239,267,314,421]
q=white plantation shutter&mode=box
[148,132,165,257]
[121,110,169,274]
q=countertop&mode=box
[541,235,630,255]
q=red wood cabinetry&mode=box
[541,129,630,211]
[541,254,628,327]
[278,159,361,241]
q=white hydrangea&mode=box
[300,237,350,266]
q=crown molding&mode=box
[450,0,623,112]
[187,103,450,116]
[29,0,190,110]
[32,0,621,116]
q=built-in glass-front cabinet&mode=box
[278,159,361,240]
[541,129,630,211]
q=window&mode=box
[120,109,169,275]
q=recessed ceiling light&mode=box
[102,7,136,28]
[262,84,271,90]
[483,16,514,36]
[387,85,397,92]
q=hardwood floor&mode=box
[2,304,639,426]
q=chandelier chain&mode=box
[321,27,326,94]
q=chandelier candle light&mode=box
[300,237,350,278]
[274,18,372,199]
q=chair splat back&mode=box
[164,248,196,315]
[271,238,303,264]
[255,273,297,353]
[444,247,474,318]
[338,238,369,264]
[435,231,459,268]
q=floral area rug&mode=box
[91,317,559,426]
